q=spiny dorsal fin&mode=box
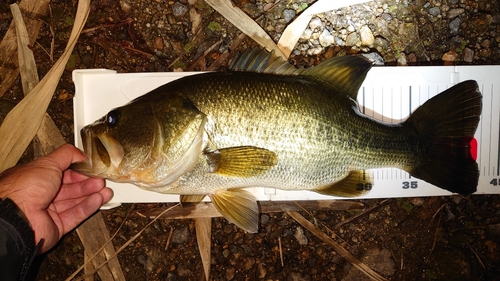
[315,170,373,197]
[229,48,303,75]
[302,55,372,100]
[209,189,259,233]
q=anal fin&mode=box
[315,170,373,197]
[204,146,278,177]
[209,189,259,233]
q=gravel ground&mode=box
[0,0,499,280]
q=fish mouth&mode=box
[71,127,124,176]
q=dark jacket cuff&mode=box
[0,198,37,281]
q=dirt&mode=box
[1,0,500,280]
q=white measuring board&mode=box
[72,65,500,206]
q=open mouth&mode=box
[71,127,124,175]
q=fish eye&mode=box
[106,110,120,127]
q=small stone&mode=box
[119,0,132,13]
[397,53,407,66]
[309,17,323,31]
[360,25,375,47]
[449,17,461,35]
[283,9,296,23]
[345,32,361,47]
[448,8,465,18]
[301,28,312,40]
[258,263,267,278]
[225,267,236,280]
[319,29,335,47]
[442,50,458,63]
[287,271,311,281]
[153,36,164,50]
[171,2,188,17]
[171,225,189,244]
[260,214,270,224]
[428,7,441,16]
[463,48,474,62]
[294,226,308,245]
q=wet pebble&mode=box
[171,2,188,17]
[171,225,189,244]
[294,226,308,245]
[283,9,296,23]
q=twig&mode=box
[67,204,135,280]
[333,199,391,230]
[466,242,485,269]
[278,236,284,267]
[425,207,443,264]
[186,38,224,71]
[165,227,174,251]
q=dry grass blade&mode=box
[195,218,212,281]
[0,0,49,97]
[11,4,66,156]
[287,211,388,281]
[0,0,89,172]
[278,0,370,58]
[203,0,286,59]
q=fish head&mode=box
[72,95,207,187]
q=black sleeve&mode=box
[0,198,38,281]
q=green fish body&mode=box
[72,49,482,232]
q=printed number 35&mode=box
[402,181,418,189]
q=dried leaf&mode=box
[195,218,212,281]
[0,0,90,172]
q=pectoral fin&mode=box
[209,189,259,233]
[180,195,206,207]
[315,170,373,197]
[204,146,278,177]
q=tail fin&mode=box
[404,80,482,195]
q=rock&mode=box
[442,50,458,64]
[449,17,461,35]
[301,28,312,40]
[309,17,323,31]
[360,25,375,47]
[171,225,189,244]
[346,32,361,47]
[374,17,391,39]
[294,226,308,245]
[171,2,188,17]
[397,53,407,66]
[225,267,236,280]
[463,47,474,62]
[428,7,441,16]
[119,0,132,13]
[283,9,296,23]
[448,8,465,18]
[319,29,335,47]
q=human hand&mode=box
[0,144,113,253]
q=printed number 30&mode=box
[402,181,418,189]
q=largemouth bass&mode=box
[72,49,482,232]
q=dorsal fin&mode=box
[229,48,303,75]
[302,55,372,99]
